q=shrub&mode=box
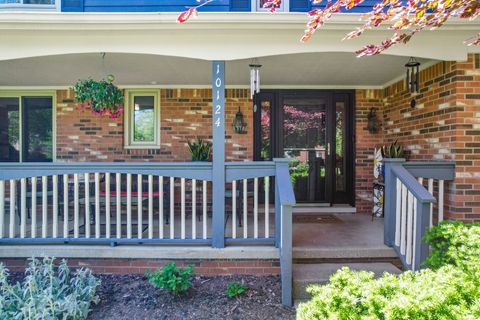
[298,221,480,320]
[0,257,100,320]
[226,282,248,298]
[146,263,194,296]
[423,220,480,271]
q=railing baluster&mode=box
[0,180,4,238]
[170,176,174,239]
[243,179,247,239]
[232,180,237,239]
[105,173,111,238]
[428,178,434,227]
[137,174,143,239]
[127,173,132,239]
[74,174,79,238]
[42,176,48,238]
[159,176,164,239]
[20,178,26,238]
[9,180,15,238]
[254,177,258,239]
[394,178,401,246]
[148,175,153,239]
[95,172,100,239]
[406,191,414,265]
[116,173,121,239]
[438,179,444,222]
[203,180,207,240]
[84,173,90,239]
[412,197,417,268]
[400,184,407,255]
[265,176,269,238]
[181,177,185,239]
[192,179,196,240]
[63,175,68,238]
[52,175,58,238]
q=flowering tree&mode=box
[177,0,479,57]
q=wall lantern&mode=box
[405,57,421,108]
[367,108,380,134]
[249,60,262,99]
[233,106,246,134]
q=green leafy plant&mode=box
[226,282,248,298]
[381,140,405,158]
[187,138,212,161]
[424,221,480,272]
[146,263,195,296]
[73,76,124,119]
[288,159,309,186]
[0,257,100,320]
[298,221,480,320]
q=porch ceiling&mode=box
[0,52,432,88]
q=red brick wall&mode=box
[56,88,253,162]
[0,258,280,275]
[380,54,480,221]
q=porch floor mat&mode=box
[293,214,343,224]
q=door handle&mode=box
[327,143,331,156]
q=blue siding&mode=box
[290,0,378,12]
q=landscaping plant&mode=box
[146,263,195,296]
[297,221,480,320]
[381,140,405,159]
[187,138,212,161]
[226,282,248,298]
[0,257,100,320]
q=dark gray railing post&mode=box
[274,158,295,307]
[211,61,225,248]
[384,158,406,247]
[414,200,431,271]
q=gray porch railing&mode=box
[0,159,296,305]
[384,159,455,271]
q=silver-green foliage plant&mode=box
[0,257,100,320]
[298,221,480,320]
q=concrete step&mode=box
[293,262,402,300]
[293,246,397,260]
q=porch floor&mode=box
[293,213,396,260]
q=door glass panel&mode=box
[23,97,53,162]
[283,97,327,202]
[133,96,155,142]
[335,101,346,192]
[0,97,20,162]
[260,100,271,160]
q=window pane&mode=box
[260,100,271,160]
[0,97,20,162]
[0,0,55,4]
[23,97,53,162]
[133,96,155,142]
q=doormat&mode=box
[293,214,343,224]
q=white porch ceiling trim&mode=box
[0,12,478,61]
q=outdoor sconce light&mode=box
[405,57,421,108]
[233,106,246,134]
[367,108,380,134]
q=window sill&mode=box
[124,145,161,150]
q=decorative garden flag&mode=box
[373,148,383,179]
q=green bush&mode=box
[146,263,194,296]
[226,282,248,298]
[423,220,480,271]
[0,257,100,320]
[298,221,480,320]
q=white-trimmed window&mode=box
[0,0,59,10]
[124,90,160,149]
[0,91,56,162]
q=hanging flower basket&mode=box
[73,76,124,119]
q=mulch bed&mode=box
[88,274,296,320]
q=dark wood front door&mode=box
[254,90,355,205]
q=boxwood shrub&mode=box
[297,221,480,320]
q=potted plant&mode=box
[380,140,405,177]
[187,138,212,161]
[73,75,124,119]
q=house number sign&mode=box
[213,61,225,129]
